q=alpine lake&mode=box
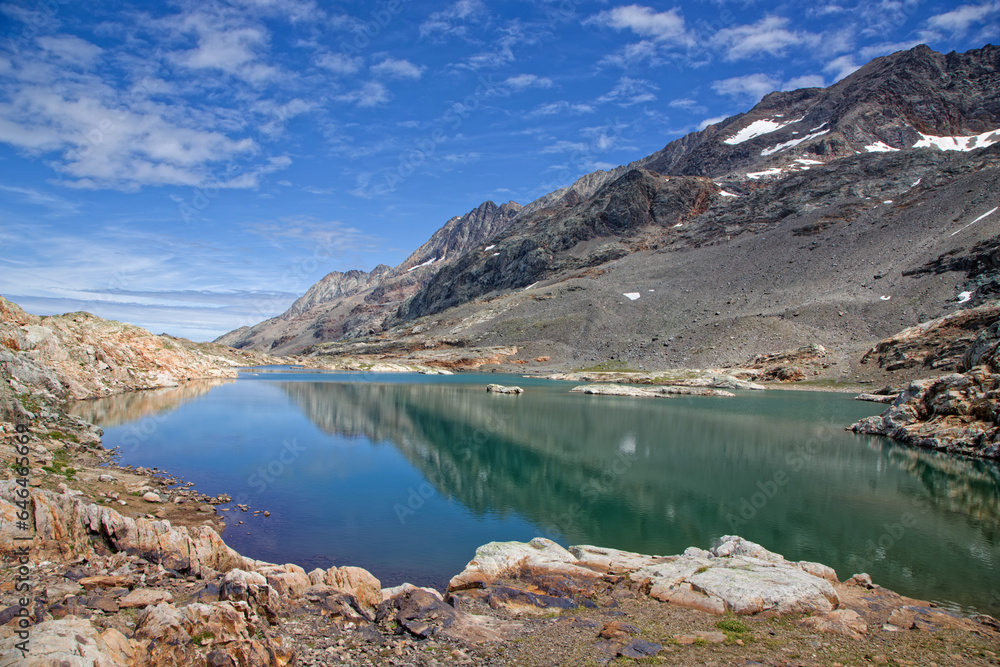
[69,368,1000,615]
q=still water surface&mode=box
[72,369,1000,613]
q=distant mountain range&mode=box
[218,44,1000,373]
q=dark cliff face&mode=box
[403,171,719,320]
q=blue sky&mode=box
[1,0,997,340]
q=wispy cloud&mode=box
[528,101,595,117]
[371,57,425,80]
[713,16,817,61]
[711,73,781,103]
[597,77,658,106]
[317,52,362,75]
[336,81,391,107]
[504,74,553,90]
[0,185,80,215]
[925,2,1000,37]
[419,0,487,39]
[588,5,689,43]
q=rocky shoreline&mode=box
[3,468,999,667]
[4,296,1000,663]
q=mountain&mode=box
[215,200,522,354]
[222,44,1000,377]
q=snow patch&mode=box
[761,129,829,156]
[746,167,785,180]
[809,122,828,132]
[407,257,439,272]
[958,291,973,303]
[950,206,999,237]
[484,245,495,251]
[880,296,891,301]
[623,293,641,301]
[672,223,683,228]
[795,159,823,165]
[523,282,539,291]
[865,141,899,153]
[723,116,804,145]
[911,178,922,187]
[883,200,893,204]
[913,128,1000,152]
[720,190,739,197]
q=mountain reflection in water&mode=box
[90,373,1000,612]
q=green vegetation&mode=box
[716,617,750,635]
[45,429,79,443]
[41,448,77,480]
[192,631,214,646]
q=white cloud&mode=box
[589,5,688,43]
[597,77,658,106]
[926,2,1000,35]
[371,57,425,80]
[317,52,362,75]
[419,0,487,38]
[442,152,481,164]
[540,140,590,154]
[528,101,595,117]
[824,54,862,81]
[169,12,278,82]
[669,98,699,110]
[713,16,813,61]
[598,40,661,68]
[504,74,553,90]
[35,35,103,64]
[0,185,79,215]
[336,81,390,107]
[711,74,780,103]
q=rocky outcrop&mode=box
[850,369,1000,458]
[1,481,256,573]
[447,535,838,618]
[486,384,523,394]
[860,301,1000,373]
[629,536,839,616]
[569,383,734,397]
[852,315,1000,458]
[0,296,270,401]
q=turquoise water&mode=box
[77,369,1000,613]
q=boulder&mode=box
[377,588,511,643]
[486,384,523,394]
[220,569,282,622]
[799,609,868,638]
[135,601,293,666]
[257,563,310,599]
[448,537,601,592]
[570,384,661,398]
[569,545,666,573]
[119,588,174,608]
[629,536,839,616]
[0,617,125,667]
[321,565,382,614]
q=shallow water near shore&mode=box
[76,369,1000,614]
